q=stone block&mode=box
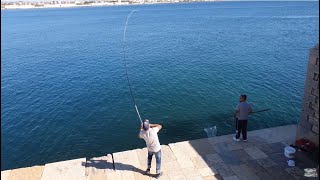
[191,156,211,169]
[177,158,195,169]
[169,141,198,160]
[231,149,254,163]
[217,151,241,165]
[169,174,187,180]
[161,145,177,163]
[252,171,273,180]
[256,142,285,155]
[285,167,305,180]
[244,147,268,160]
[113,150,140,171]
[1,170,11,180]
[309,80,320,92]
[203,174,224,180]
[135,148,148,166]
[270,142,286,153]
[267,152,290,167]
[212,142,229,154]
[8,165,44,180]
[168,149,186,161]
[85,154,113,176]
[151,173,170,180]
[212,141,243,154]
[238,141,256,149]
[307,95,319,106]
[210,163,234,178]
[135,146,174,171]
[88,174,107,180]
[313,73,319,81]
[251,125,296,143]
[198,166,218,177]
[298,116,312,130]
[301,106,313,116]
[296,125,319,145]
[41,158,86,180]
[230,164,260,180]
[312,124,319,134]
[226,142,243,151]
[106,170,122,180]
[188,138,216,156]
[181,167,201,177]
[185,175,205,180]
[244,160,268,174]
[205,154,223,164]
[266,166,294,180]
[133,171,151,180]
[307,63,319,75]
[120,170,135,180]
[162,161,183,177]
[311,116,319,126]
[238,136,264,149]
[255,143,274,155]
[208,135,234,145]
[256,158,277,168]
[135,148,156,171]
[294,151,317,169]
[309,48,319,65]
[315,105,319,114]
[221,176,240,180]
[311,87,319,97]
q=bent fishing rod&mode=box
[122,10,142,123]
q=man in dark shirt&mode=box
[233,95,253,142]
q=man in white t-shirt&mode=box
[139,119,162,178]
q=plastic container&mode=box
[287,160,295,167]
[284,146,296,158]
[204,126,217,138]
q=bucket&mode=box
[284,146,296,158]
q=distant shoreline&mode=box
[1,1,215,10]
[1,1,318,10]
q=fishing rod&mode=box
[234,108,271,135]
[249,108,271,114]
[122,10,142,123]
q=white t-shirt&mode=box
[139,127,161,152]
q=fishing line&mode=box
[122,10,143,123]
[234,108,271,135]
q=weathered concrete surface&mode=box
[1,170,11,180]
[40,158,86,180]
[85,154,113,176]
[8,166,44,180]
[248,125,296,144]
[2,124,318,180]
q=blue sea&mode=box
[1,1,319,170]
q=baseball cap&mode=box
[143,119,150,131]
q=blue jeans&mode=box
[147,150,161,174]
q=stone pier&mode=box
[1,124,318,180]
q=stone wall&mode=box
[297,44,319,146]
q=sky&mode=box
[1,0,319,4]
